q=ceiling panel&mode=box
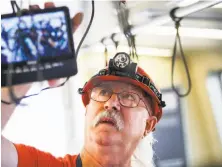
[81,0,222,52]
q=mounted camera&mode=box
[1,6,77,87]
[108,52,137,78]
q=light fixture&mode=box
[133,26,222,40]
[178,0,200,7]
[177,0,222,8]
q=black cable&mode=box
[2,0,95,105]
[76,0,95,58]
[170,8,192,97]
[116,1,138,59]
[1,78,70,105]
[11,0,20,13]
[131,32,138,59]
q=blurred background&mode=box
[1,0,222,167]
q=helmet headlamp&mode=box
[108,52,137,78]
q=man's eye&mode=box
[122,93,135,101]
[99,89,110,96]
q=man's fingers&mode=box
[48,78,68,87]
[21,9,29,12]
[29,5,40,10]
[29,3,83,33]
[44,2,55,8]
[72,12,84,33]
[48,79,60,87]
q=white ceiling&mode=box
[78,0,222,52]
[1,0,222,52]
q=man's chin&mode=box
[91,125,122,146]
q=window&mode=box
[153,88,187,167]
[206,71,222,145]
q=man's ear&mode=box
[145,116,157,133]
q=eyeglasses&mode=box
[89,86,144,108]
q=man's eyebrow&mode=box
[96,83,112,89]
[95,83,142,93]
[128,86,143,93]
[119,86,139,92]
[128,88,140,93]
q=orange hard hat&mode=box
[79,52,166,122]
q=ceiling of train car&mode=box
[80,0,222,52]
[1,0,221,52]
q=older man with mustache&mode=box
[76,52,166,167]
[1,3,166,167]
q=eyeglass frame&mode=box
[87,86,153,115]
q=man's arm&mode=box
[1,84,31,167]
[1,136,18,167]
[1,2,83,166]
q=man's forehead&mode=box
[96,81,142,92]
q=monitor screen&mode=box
[1,10,71,64]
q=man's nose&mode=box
[104,94,121,111]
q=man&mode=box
[1,3,166,167]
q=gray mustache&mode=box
[92,110,124,131]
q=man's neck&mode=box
[80,148,103,167]
[80,147,131,167]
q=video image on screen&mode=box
[1,11,70,64]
